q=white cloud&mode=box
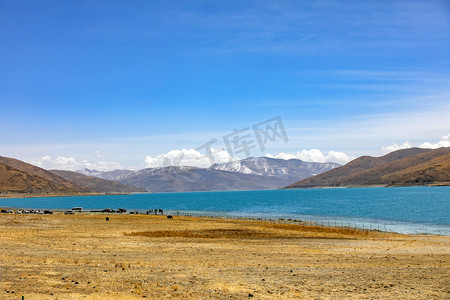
[266,149,354,165]
[29,155,122,171]
[381,134,450,153]
[381,141,412,153]
[419,134,450,149]
[144,148,236,168]
[325,151,355,164]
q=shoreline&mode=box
[1,208,449,236]
[1,213,448,299]
[283,183,450,189]
[2,207,449,236]
[2,183,450,199]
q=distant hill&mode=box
[76,168,135,180]
[0,162,77,195]
[50,170,147,193]
[0,155,145,197]
[75,168,104,177]
[113,166,292,192]
[0,156,87,192]
[285,147,450,188]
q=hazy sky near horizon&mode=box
[1,0,450,170]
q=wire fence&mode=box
[169,211,390,232]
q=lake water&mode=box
[1,186,449,235]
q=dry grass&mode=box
[0,213,448,299]
[126,228,272,239]
[126,220,375,240]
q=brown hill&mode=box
[0,156,88,192]
[50,170,147,193]
[388,154,450,186]
[0,162,76,195]
[285,147,450,188]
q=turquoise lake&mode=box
[1,186,449,235]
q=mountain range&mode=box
[78,157,341,193]
[285,147,450,188]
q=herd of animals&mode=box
[0,207,174,219]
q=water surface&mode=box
[1,186,449,235]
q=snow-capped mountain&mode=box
[210,157,340,179]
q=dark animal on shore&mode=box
[159,209,163,214]
[167,215,173,219]
[106,217,109,221]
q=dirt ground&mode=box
[0,213,448,299]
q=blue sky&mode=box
[1,0,449,170]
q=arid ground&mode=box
[0,213,448,299]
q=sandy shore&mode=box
[0,213,448,299]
